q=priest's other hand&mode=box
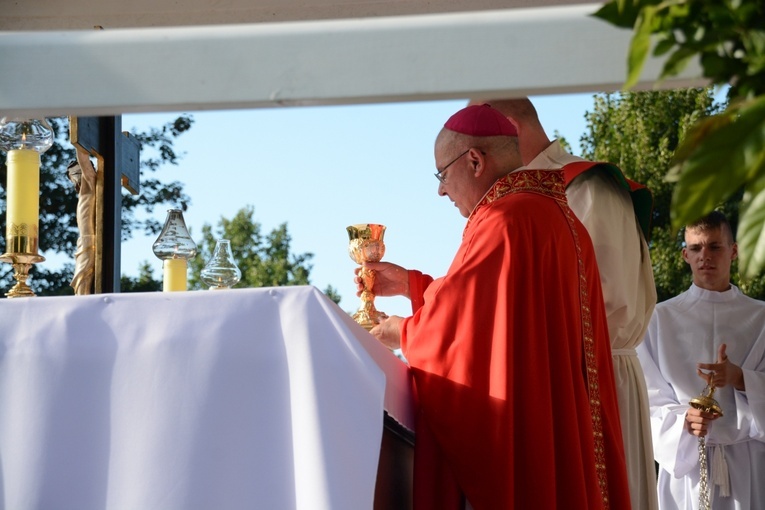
[697,343,745,391]
[369,316,404,350]
[684,407,720,438]
[354,262,410,298]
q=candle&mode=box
[163,258,187,291]
[5,149,40,239]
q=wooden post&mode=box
[70,116,140,293]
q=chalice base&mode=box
[353,306,389,331]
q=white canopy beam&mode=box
[0,0,589,29]
[0,4,704,118]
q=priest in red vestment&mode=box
[365,104,631,509]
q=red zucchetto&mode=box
[444,104,518,137]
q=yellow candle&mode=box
[5,149,40,238]
[163,258,187,291]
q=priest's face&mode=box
[682,226,737,292]
[434,140,486,218]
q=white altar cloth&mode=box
[0,286,413,510]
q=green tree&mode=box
[580,88,765,301]
[188,205,341,304]
[121,262,163,293]
[594,0,765,278]
[0,115,194,296]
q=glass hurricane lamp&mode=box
[200,239,242,290]
[152,209,197,292]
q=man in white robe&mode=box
[479,97,659,510]
[638,211,765,509]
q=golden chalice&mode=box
[347,223,388,330]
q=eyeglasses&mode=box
[434,149,470,184]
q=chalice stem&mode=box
[353,268,388,330]
[361,266,375,298]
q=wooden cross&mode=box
[70,116,140,293]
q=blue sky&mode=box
[121,93,596,317]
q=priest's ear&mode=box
[467,148,487,176]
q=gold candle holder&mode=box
[0,117,54,298]
[0,228,45,297]
[347,223,388,331]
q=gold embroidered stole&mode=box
[467,169,611,509]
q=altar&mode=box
[0,286,414,510]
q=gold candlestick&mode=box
[0,118,54,297]
[347,223,388,330]
[0,230,45,297]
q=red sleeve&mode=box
[408,270,434,314]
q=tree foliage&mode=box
[580,88,765,301]
[594,0,765,278]
[121,262,163,293]
[187,205,341,304]
[122,116,195,239]
[0,115,193,296]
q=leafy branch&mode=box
[594,0,765,277]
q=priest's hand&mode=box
[369,316,404,350]
[697,343,745,391]
[684,407,720,438]
[354,262,410,298]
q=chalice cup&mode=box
[347,223,389,331]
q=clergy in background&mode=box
[638,210,765,510]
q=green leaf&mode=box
[592,1,640,29]
[660,46,697,80]
[653,36,676,57]
[738,172,765,278]
[735,96,765,180]
[666,113,733,180]
[700,52,737,82]
[670,96,765,231]
[625,6,657,89]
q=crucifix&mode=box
[69,116,140,294]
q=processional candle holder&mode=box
[689,384,723,510]
[200,239,241,290]
[347,223,388,331]
[0,117,54,298]
[152,209,197,292]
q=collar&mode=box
[515,140,584,172]
[464,169,567,234]
[688,282,740,303]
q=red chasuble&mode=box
[401,170,631,510]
